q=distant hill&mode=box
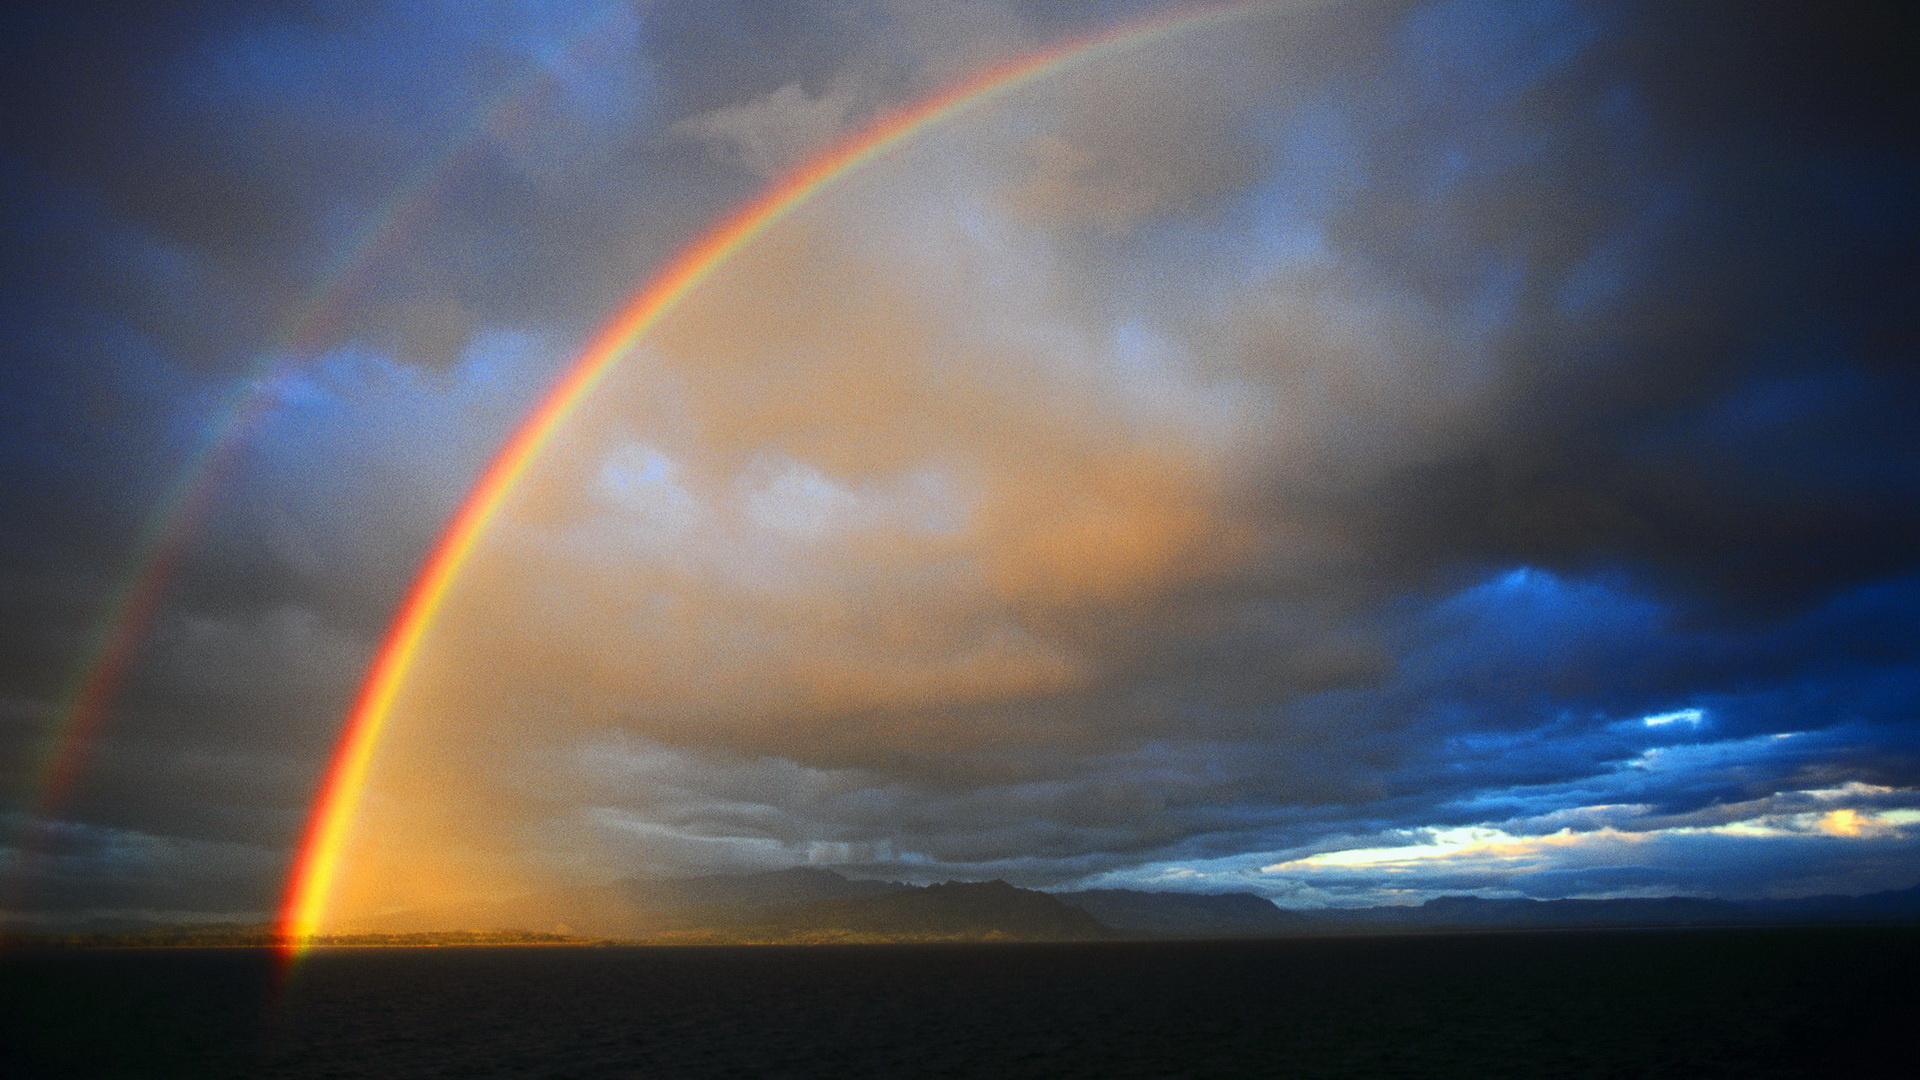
[1307,883,1920,931]
[1344,894,1748,928]
[1054,889,1317,937]
[602,870,1104,943]
[1740,882,1920,923]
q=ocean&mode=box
[3,927,1912,1078]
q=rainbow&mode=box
[278,0,1281,952]
[6,4,634,897]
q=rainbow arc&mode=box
[279,0,1282,952]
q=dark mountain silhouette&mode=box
[1054,889,1318,937]
[1306,883,1920,931]
[1739,881,1920,923]
[596,871,1104,942]
[1357,894,1748,928]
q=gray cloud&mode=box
[679,77,870,179]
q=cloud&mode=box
[678,77,868,179]
[830,0,1031,90]
[1005,51,1268,235]
[1255,795,1920,905]
[3,816,283,925]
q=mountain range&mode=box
[563,868,1920,943]
[13,870,1918,944]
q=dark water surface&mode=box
[3,928,1913,1078]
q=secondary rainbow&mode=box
[279,0,1281,952]
[7,4,635,893]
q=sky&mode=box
[1,0,1915,930]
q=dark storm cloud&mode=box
[982,0,1920,798]
[0,0,628,722]
[891,0,1915,889]
[1302,0,1920,616]
[8,815,283,923]
[5,1,654,384]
